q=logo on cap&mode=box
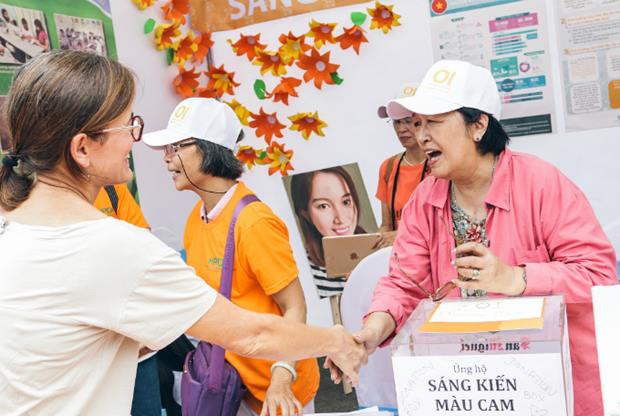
[402,86,417,96]
[174,105,190,120]
[432,69,456,86]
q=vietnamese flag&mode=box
[432,0,448,14]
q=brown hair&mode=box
[290,166,366,267]
[0,50,135,210]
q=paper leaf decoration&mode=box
[249,108,286,144]
[351,12,367,26]
[336,25,368,54]
[144,18,156,34]
[266,141,294,176]
[289,112,327,140]
[330,72,344,85]
[297,48,340,89]
[306,20,337,49]
[368,1,401,33]
[253,79,267,99]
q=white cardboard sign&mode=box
[393,353,568,416]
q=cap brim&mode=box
[142,127,192,148]
[387,95,461,118]
[377,105,389,119]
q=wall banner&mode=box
[190,0,370,32]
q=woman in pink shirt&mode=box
[351,60,617,416]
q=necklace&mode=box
[402,153,413,166]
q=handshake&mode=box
[322,323,386,386]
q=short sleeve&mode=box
[116,249,217,350]
[376,158,390,203]
[238,216,299,295]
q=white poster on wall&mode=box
[555,0,620,131]
[428,0,556,137]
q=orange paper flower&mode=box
[236,145,261,169]
[204,64,240,97]
[296,48,339,89]
[154,22,181,50]
[173,31,198,66]
[278,32,311,65]
[229,34,266,61]
[132,0,156,10]
[173,66,200,97]
[368,1,401,34]
[161,0,190,24]
[288,112,327,140]
[306,20,337,49]
[225,99,251,126]
[267,77,302,106]
[249,108,286,144]
[266,141,294,176]
[193,32,213,64]
[336,25,368,54]
[196,87,218,98]
[253,50,287,77]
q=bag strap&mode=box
[104,185,119,214]
[208,193,259,390]
[383,154,399,185]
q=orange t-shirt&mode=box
[184,182,319,412]
[376,154,426,228]
[93,184,149,228]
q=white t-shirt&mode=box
[0,216,216,415]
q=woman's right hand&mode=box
[373,230,397,249]
[324,325,368,386]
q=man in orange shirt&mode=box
[144,98,319,416]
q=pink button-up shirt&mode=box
[368,148,617,416]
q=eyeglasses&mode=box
[164,140,197,156]
[393,252,456,302]
[91,114,144,142]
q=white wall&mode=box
[111,0,620,327]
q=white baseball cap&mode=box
[386,60,501,120]
[377,83,418,119]
[142,98,241,150]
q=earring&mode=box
[474,137,481,142]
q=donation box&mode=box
[391,295,573,416]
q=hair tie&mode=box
[2,154,19,168]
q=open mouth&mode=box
[426,150,442,162]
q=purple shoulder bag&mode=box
[181,194,259,416]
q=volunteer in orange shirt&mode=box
[144,98,320,416]
[375,84,427,249]
[94,183,149,228]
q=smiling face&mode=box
[307,171,358,237]
[87,107,136,186]
[163,138,203,191]
[413,111,486,179]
